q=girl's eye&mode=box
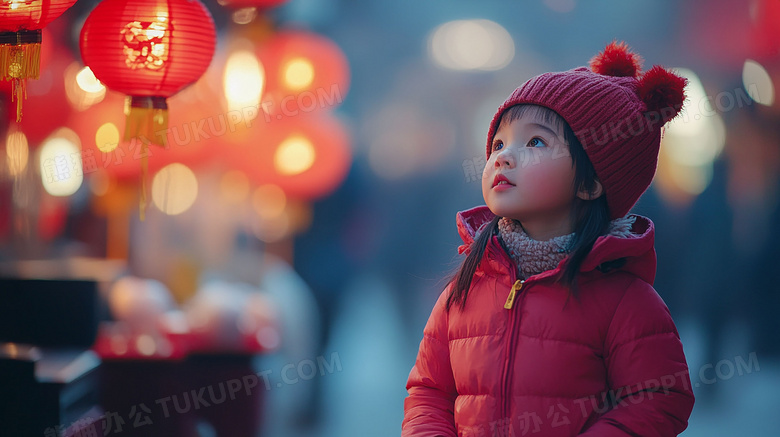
[528,137,546,148]
[492,141,504,152]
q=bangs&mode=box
[496,104,566,139]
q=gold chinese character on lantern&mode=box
[121,20,169,70]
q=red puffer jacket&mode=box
[402,206,694,436]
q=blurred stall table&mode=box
[93,315,275,437]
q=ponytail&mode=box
[445,216,500,312]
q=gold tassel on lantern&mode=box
[124,95,169,146]
[0,30,42,122]
[124,96,168,221]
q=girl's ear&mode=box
[576,179,604,201]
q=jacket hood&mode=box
[456,205,656,285]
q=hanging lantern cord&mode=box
[126,95,169,221]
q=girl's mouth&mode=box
[492,181,514,192]
[492,174,515,188]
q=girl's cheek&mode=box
[520,160,571,194]
[518,159,549,182]
[482,161,492,178]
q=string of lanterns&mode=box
[0,0,352,247]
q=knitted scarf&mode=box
[496,215,638,280]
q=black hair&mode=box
[445,104,612,312]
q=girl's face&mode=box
[482,110,577,228]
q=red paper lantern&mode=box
[80,0,216,147]
[0,0,77,121]
[258,30,350,119]
[230,113,351,200]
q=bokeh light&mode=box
[95,122,120,153]
[38,129,83,197]
[428,19,514,71]
[65,63,106,111]
[224,48,265,115]
[76,66,106,93]
[274,135,316,175]
[151,163,199,215]
[665,68,726,167]
[742,59,775,106]
[231,7,257,25]
[658,68,726,200]
[283,57,315,91]
[136,334,156,356]
[5,130,29,176]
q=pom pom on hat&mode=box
[589,41,643,78]
[638,65,689,123]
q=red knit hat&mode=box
[485,41,688,220]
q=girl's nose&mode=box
[494,147,514,168]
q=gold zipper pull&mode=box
[504,279,523,309]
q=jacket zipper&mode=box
[501,278,525,422]
[493,234,529,423]
[504,279,524,309]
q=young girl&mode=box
[402,42,695,437]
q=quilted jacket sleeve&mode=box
[578,279,695,437]
[402,285,458,437]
